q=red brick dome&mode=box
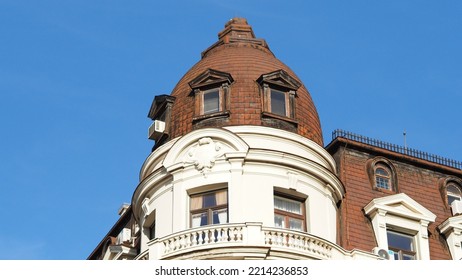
[168,18,323,145]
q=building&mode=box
[88,18,462,261]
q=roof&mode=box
[165,18,323,145]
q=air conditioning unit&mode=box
[373,247,392,260]
[148,120,165,140]
[451,200,462,216]
[116,228,132,245]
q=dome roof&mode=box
[167,18,323,145]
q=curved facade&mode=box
[133,126,348,259]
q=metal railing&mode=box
[332,129,462,170]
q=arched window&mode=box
[447,183,462,206]
[374,164,393,191]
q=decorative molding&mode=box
[364,193,436,223]
[438,215,462,260]
[364,193,436,260]
[183,137,225,176]
[188,69,234,90]
[256,69,301,91]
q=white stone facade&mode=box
[130,125,378,260]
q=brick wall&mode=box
[328,139,461,259]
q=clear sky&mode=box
[1,0,461,260]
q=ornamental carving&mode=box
[184,137,225,176]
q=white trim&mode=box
[224,126,336,172]
[364,193,436,260]
[438,215,462,260]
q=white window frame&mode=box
[364,193,436,260]
[438,216,462,260]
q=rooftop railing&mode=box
[332,129,462,170]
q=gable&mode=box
[257,69,301,91]
[364,193,436,223]
[188,69,234,90]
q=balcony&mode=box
[144,223,375,260]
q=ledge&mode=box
[192,110,230,123]
[261,112,298,126]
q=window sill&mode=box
[261,111,298,126]
[372,187,396,194]
[192,110,230,123]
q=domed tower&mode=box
[130,18,351,260]
[148,18,323,148]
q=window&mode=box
[447,183,462,206]
[149,221,156,240]
[274,195,305,231]
[375,164,392,190]
[257,70,301,120]
[270,89,287,116]
[143,207,156,241]
[190,189,228,227]
[203,89,220,114]
[364,193,436,260]
[387,230,416,260]
[189,69,233,120]
[367,158,397,192]
[147,95,176,143]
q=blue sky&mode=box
[0,1,461,259]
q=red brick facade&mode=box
[327,137,462,259]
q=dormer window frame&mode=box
[189,69,233,122]
[147,95,176,146]
[367,157,398,193]
[446,182,462,206]
[438,177,462,210]
[257,70,300,123]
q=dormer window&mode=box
[447,183,462,206]
[189,69,233,121]
[257,70,300,121]
[367,158,397,193]
[375,164,392,190]
[147,95,176,146]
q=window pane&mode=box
[289,218,303,231]
[190,195,203,211]
[387,231,414,251]
[274,196,301,214]
[150,222,156,240]
[448,195,461,206]
[203,193,217,208]
[212,208,228,224]
[274,214,285,228]
[270,90,286,116]
[447,185,462,205]
[204,90,219,114]
[191,212,208,227]
[376,177,390,189]
[376,168,389,176]
[389,250,399,260]
[215,189,228,205]
[402,254,415,260]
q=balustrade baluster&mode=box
[185,233,191,248]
